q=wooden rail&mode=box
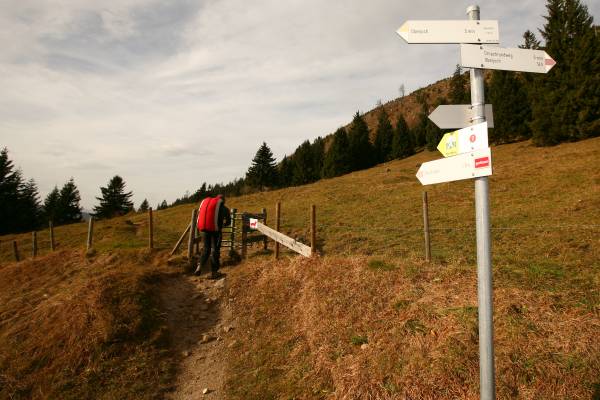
[254,222,311,258]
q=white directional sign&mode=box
[437,122,489,157]
[396,20,499,44]
[429,104,494,129]
[416,147,492,185]
[460,44,557,73]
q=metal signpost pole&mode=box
[467,5,496,400]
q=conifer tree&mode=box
[245,142,278,190]
[93,175,134,219]
[159,200,168,210]
[57,178,82,224]
[448,65,470,104]
[278,156,294,188]
[425,121,444,152]
[291,140,317,185]
[18,179,42,231]
[138,199,149,212]
[347,111,375,171]
[519,30,541,49]
[311,137,325,181]
[392,115,415,158]
[412,93,430,148]
[43,186,61,224]
[530,0,599,145]
[322,127,351,178]
[488,71,531,143]
[0,148,23,234]
[374,108,394,163]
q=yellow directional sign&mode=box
[437,121,488,157]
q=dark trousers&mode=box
[200,231,221,273]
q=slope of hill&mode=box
[0,250,175,399]
[220,137,599,399]
[1,137,598,399]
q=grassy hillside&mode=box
[219,138,599,399]
[0,250,176,399]
[1,137,598,398]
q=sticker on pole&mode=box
[249,218,258,230]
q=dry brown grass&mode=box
[225,254,599,399]
[0,249,177,399]
[0,137,598,399]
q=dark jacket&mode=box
[217,203,231,231]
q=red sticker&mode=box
[475,157,489,168]
[470,134,476,143]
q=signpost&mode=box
[437,121,489,157]
[460,43,556,73]
[396,20,499,43]
[416,147,492,185]
[398,7,556,399]
[429,104,494,129]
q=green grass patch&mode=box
[350,335,368,346]
[368,259,396,271]
[393,299,412,311]
[403,319,427,335]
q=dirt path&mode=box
[160,273,235,399]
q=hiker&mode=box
[195,194,231,279]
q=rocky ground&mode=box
[160,272,236,400]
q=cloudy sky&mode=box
[1,0,598,210]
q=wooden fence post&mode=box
[187,209,198,262]
[241,214,248,259]
[230,208,237,252]
[13,240,20,262]
[87,218,94,251]
[310,205,316,256]
[262,207,268,250]
[274,202,281,259]
[49,220,55,251]
[422,191,431,262]
[148,207,154,249]
[32,231,38,258]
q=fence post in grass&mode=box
[310,204,316,256]
[262,207,268,250]
[13,240,20,262]
[148,207,154,249]
[86,218,94,251]
[241,214,248,259]
[187,209,198,262]
[274,202,281,259]
[49,220,55,251]
[32,231,38,258]
[230,208,237,252]
[422,191,431,262]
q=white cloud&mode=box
[1,0,598,209]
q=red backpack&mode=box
[197,196,223,232]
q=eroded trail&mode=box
[160,273,234,399]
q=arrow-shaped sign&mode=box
[437,122,488,157]
[460,44,556,73]
[429,104,494,129]
[396,20,499,44]
[416,147,492,185]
